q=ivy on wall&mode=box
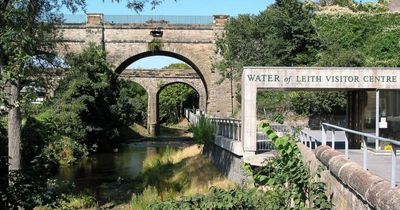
[315,13,400,67]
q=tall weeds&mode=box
[192,116,214,145]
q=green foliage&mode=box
[46,43,135,151]
[317,43,365,67]
[289,91,347,115]
[151,187,284,210]
[1,171,72,209]
[131,186,161,210]
[59,193,97,209]
[43,136,89,166]
[159,83,198,124]
[253,123,331,209]
[215,0,320,81]
[191,116,214,145]
[148,38,163,51]
[315,13,400,67]
[117,80,148,125]
[319,0,389,13]
[17,44,146,169]
[269,112,285,124]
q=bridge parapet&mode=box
[300,144,400,209]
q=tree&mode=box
[162,63,191,70]
[0,0,171,173]
[159,83,198,124]
[215,0,320,81]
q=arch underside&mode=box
[114,50,209,102]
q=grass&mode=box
[131,144,235,209]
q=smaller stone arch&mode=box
[155,81,202,134]
[120,70,206,136]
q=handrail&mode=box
[183,108,242,142]
[300,130,320,151]
[321,123,399,188]
[323,123,400,146]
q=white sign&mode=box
[379,117,388,129]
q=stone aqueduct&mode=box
[55,14,236,136]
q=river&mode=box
[55,141,192,190]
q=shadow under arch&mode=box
[156,81,200,133]
[114,50,209,103]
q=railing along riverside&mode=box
[210,118,242,142]
[184,109,242,142]
[184,109,281,152]
[301,123,400,188]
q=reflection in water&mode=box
[56,143,163,189]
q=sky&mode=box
[71,0,273,16]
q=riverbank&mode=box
[41,144,234,209]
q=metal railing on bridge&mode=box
[184,109,280,152]
[62,14,214,25]
[300,123,400,188]
[184,109,241,141]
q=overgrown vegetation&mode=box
[191,116,214,144]
[151,187,284,209]
[316,12,400,67]
[1,44,151,208]
[153,124,331,209]
[86,145,233,210]
[253,123,331,209]
[159,83,198,124]
[148,38,163,51]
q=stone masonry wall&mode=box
[202,143,247,185]
[298,143,400,210]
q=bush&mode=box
[253,123,331,209]
[268,112,285,124]
[192,116,214,144]
[151,187,284,210]
[43,136,88,166]
[289,91,347,116]
[131,186,160,210]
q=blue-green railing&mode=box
[62,14,213,25]
[104,15,213,24]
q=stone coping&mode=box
[315,145,400,209]
[213,135,243,156]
